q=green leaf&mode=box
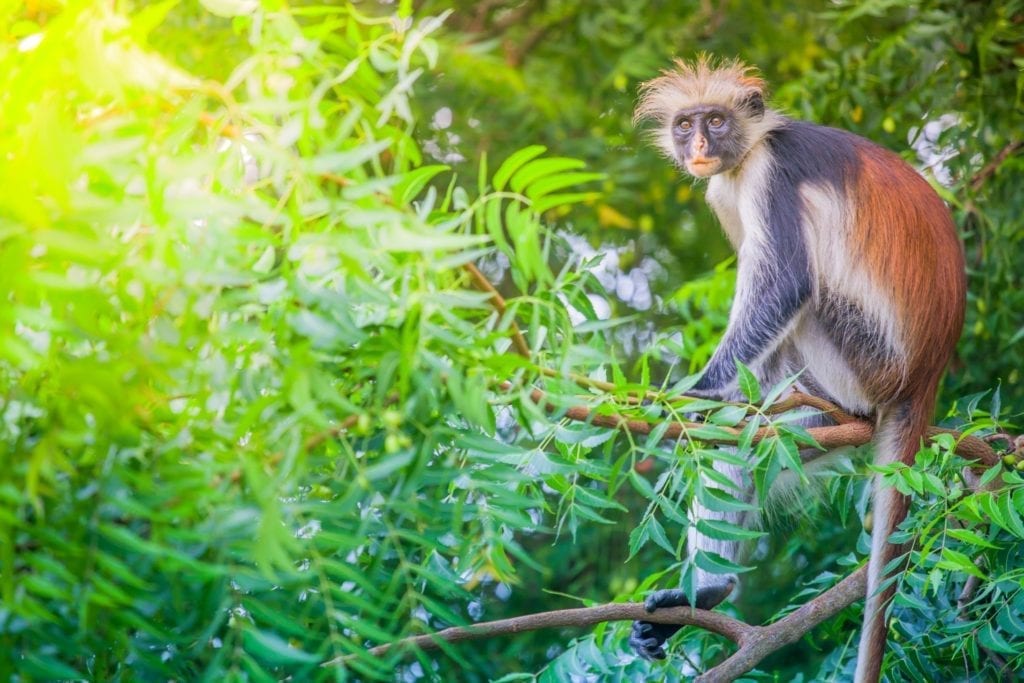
[688,424,739,441]
[696,518,767,541]
[243,629,320,665]
[510,157,586,193]
[363,451,414,481]
[531,191,600,214]
[708,405,747,427]
[20,654,85,680]
[737,418,759,453]
[629,468,657,500]
[573,485,628,512]
[978,623,1017,655]
[997,604,1024,636]
[647,516,676,555]
[695,550,752,575]
[524,170,603,198]
[628,519,651,559]
[698,486,758,513]
[998,491,1024,537]
[376,222,490,252]
[394,164,449,204]
[306,139,391,175]
[773,435,804,478]
[200,0,258,17]
[735,361,761,403]
[946,527,999,550]
[761,373,800,410]
[680,398,726,413]
[936,548,986,578]
[492,145,547,192]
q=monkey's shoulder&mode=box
[766,118,913,187]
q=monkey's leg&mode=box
[629,455,752,660]
[630,347,832,661]
[690,239,812,395]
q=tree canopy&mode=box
[2,1,1022,681]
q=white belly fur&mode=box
[792,314,874,415]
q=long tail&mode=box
[853,400,930,683]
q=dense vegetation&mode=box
[2,1,1022,681]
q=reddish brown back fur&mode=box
[851,145,965,683]
[853,144,966,403]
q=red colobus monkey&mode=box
[629,57,965,682]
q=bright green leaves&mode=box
[629,514,675,558]
[2,3,547,681]
[200,0,259,18]
[879,423,1024,677]
[696,518,766,542]
[6,1,1021,681]
[493,145,603,212]
[735,360,761,403]
[243,630,321,666]
[492,144,548,192]
[482,146,603,291]
[394,163,450,204]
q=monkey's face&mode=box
[671,106,746,177]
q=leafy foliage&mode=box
[1,1,1022,682]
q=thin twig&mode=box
[970,140,1022,193]
[956,563,1012,680]
[304,415,359,451]
[956,573,982,616]
[765,390,858,424]
[463,262,532,358]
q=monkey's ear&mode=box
[740,91,765,118]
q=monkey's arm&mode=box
[693,238,812,396]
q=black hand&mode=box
[629,589,690,660]
[629,583,736,660]
[629,619,681,660]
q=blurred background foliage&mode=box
[0,0,1022,682]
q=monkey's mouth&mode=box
[687,157,722,177]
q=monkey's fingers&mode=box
[629,620,674,660]
[643,588,690,612]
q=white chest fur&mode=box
[704,146,773,251]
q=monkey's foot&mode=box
[629,582,736,661]
[630,619,681,660]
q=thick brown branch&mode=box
[697,566,867,682]
[925,427,999,466]
[324,567,868,681]
[322,601,752,667]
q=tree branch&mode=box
[695,566,867,682]
[970,140,1022,193]
[323,601,751,667]
[513,383,1000,468]
[324,567,868,680]
[463,262,533,358]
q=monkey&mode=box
[627,56,965,682]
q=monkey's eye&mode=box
[709,116,724,128]
[677,119,692,131]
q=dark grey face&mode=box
[671,105,748,177]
